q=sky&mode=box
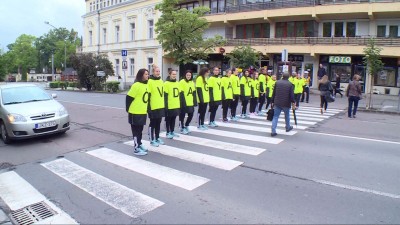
[0,0,86,50]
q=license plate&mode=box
[35,121,57,129]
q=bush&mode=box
[59,82,68,90]
[68,82,77,88]
[106,81,120,93]
[49,82,59,88]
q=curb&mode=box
[357,107,400,115]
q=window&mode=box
[90,3,93,11]
[236,25,244,39]
[389,26,398,38]
[103,28,107,44]
[295,21,305,37]
[115,59,120,76]
[331,65,352,83]
[130,58,135,76]
[89,31,93,46]
[115,26,120,43]
[275,21,315,38]
[334,22,344,37]
[130,23,135,41]
[287,22,295,37]
[236,23,270,39]
[275,22,285,38]
[346,22,356,37]
[211,0,218,13]
[323,22,332,37]
[377,25,386,37]
[218,0,225,12]
[147,58,153,72]
[375,67,396,87]
[148,20,154,39]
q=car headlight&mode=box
[59,107,68,116]
[8,113,27,123]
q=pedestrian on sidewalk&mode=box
[250,71,260,115]
[317,64,326,80]
[147,65,165,147]
[221,69,233,122]
[229,68,241,121]
[258,68,267,115]
[164,69,184,139]
[335,73,343,98]
[196,67,210,130]
[208,67,222,127]
[126,68,149,156]
[179,70,197,134]
[301,71,310,103]
[270,73,295,137]
[346,74,362,118]
[318,75,333,115]
[240,69,252,118]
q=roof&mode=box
[62,68,77,75]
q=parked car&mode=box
[0,84,70,144]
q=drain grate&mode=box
[9,201,57,225]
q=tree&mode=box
[155,0,225,65]
[0,49,7,80]
[227,45,259,69]
[363,39,384,109]
[7,34,38,80]
[70,53,114,91]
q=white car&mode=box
[0,83,70,144]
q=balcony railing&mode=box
[207,0,400,15]
[225,37,400,46]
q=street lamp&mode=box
[44,21,67,72]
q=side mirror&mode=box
[52,93,57,99]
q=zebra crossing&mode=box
[0,106,342,223]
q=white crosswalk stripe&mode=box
[247,115,317,125]
[208,120,297,136]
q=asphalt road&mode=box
[1,90,399,224]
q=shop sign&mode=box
[275,54,304,62]
[329,56,351,64]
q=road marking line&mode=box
[306,131,400,145]
[207,121,297,136]
[58,100,125,110]
[248,115,317,125]
[87,148,209,190]
[160,133,265,155]
[188,126,284,144]
[0,171,78,224]
[300,106,342,112]
[126,140,243,171]
[296,110,336,116]
[42,158,164,218]
[312,179,400,199]
[237,117,308,130]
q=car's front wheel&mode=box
[0,122,11,144]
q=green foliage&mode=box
[228,45,259,69]
[6,34,38,76]
[49,82,60,88]
[59,82,68,89]
[155,0,225,65]
[106,81,120,93]
[69,53,114,91]
[68,82,77,88]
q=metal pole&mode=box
[52,53,55,81]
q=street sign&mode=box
[96,71,105,77]
[121,50,127,57]
[281,49,288,62]
[282,65,289,73]
[122,60,127,70]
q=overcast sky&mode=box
[0,0,86,50]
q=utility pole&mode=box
[45,21,67,70]
[52,53,55,81]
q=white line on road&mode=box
[207,121,297,136]
[42,158,164,218]
[239,117,308,130]
[248,115,317,125]
[0,171,78,224]
[312,179,400,199]
[126,140,243,170]
[87,148,209,190]
[306,131,400,145]
[58,100,125,110]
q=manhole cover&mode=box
[9,201,57,225]
[0,162,14,170]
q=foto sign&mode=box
[97,71,105,77]
[329,56,351,64]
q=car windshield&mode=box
[1,86,52,105]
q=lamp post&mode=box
[44,21,67,71]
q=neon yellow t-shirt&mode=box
[179,79,195,107]
[147,78,165,110]
[221,76,233,100]
[267,79,276,98]
[240,76,251,97]
[231,75,240,95]
[195,76,210,103]
[127,82,149,114]
[208,76,222,102]
[164,80,181,110]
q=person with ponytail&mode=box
[196,67,210,130]
[164,69,184,139]
[179,70,197,134]
[208,67,222,127]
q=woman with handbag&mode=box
[318,75,333,115]
[346,74,362,118]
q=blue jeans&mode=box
[348,96,360,117]
[271,106,291,134]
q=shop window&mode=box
[323,22,332,37]
[377,25,386,37]
[334,22,344,37]
[374,67,396,87]
[389,26,398,38]
[330,64,351,83]
[346,22,356,37]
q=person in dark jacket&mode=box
[346,74,362,118]
[270,73,295,137]
[318,75,333,115]
[317,64,326,80]
[334,73,343,97]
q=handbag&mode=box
[326,92,335,103]
[267,108,274,121]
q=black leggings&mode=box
[165,116,176,133]
[320,95,328,110]
[230,95,239,117]
[149,118,162,140]
[265,97,272,109]
[258,94,266,111]
[179,111,194,128]
[250,98,258,113]
[222,99,232,119]
[198,103,208,126]
[130,124,144,148]
[242,99,249,115]
[209,103,219,122]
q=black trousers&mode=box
[222,99,232,119]
[149,118,162,140]
[335,87,343,97]
[250,98,258,113]
[179,111,194,128]
[130,124,144,148]
[165,116,176,133]
[230,95,239,117]
[265,97,272,109]
[198,103,208,126]
[294,94,301,107]
[301,86,310,102]
[320,95,328,110]
[242,99,249,115]
[258,93,266,111]
[209,104,219,122]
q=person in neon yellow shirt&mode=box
[126,68,149,156]
[249,71,260,115]
[301,71,311,103]
[196,67,210,130]
[164,69,184,139]
[179,70,197,134]
[294,73,305,109]
[240,69,252,118]
[266,74,277,109]
[258,68,267,115]
[221,68,233,122]
[229,68,240,121]
[208,66,222,127]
